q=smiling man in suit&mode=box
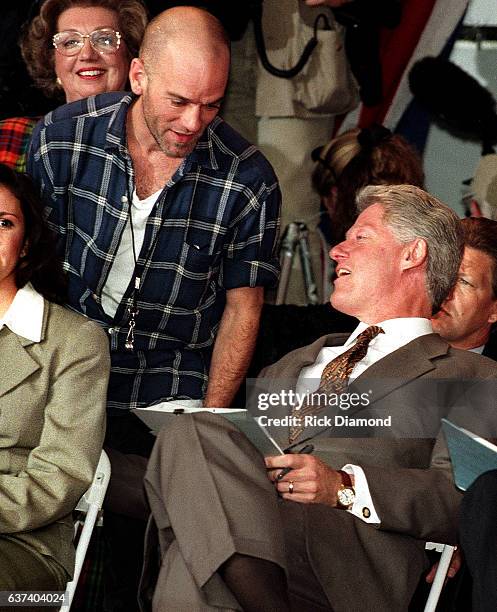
[142,185,497,612]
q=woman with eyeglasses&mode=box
[0,163,109,602]
[0,0,148,172]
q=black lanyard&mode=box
[123,188,166,351]
[124,202,140,350]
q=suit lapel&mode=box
[283,333,351,380]
[349,333,449,408]
[0,298,48,399]
[0,328,40,398]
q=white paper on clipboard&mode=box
[132,406,285,456]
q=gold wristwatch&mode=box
[336,470,356,509]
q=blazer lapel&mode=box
[0,326,41,400]
[349,333,450,408]
[282,333,352,380]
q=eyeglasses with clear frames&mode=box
[52,28,121,56]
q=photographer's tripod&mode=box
[276,222,320,305]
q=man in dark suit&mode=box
[142,185,497,612]
[432,217,497,361]
[430,217,497,611]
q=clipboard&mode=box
[132,406,285,456]
[442,418,497,491]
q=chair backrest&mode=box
[424,542,456,612]
[59,449,111,612]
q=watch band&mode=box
[338,470,352,487]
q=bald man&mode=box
[27,7,280,610]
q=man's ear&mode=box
[401,238,428,270]
[129,58,147,95]
[488,298,497,324]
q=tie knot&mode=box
[355,325,384,347]
[346,325,384,364]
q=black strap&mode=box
[252,5,331,79]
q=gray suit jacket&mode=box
[259,332,497,610]
[0,299,109,577]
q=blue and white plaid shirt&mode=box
[28,92,280,411]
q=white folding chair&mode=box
[424,542,456,612]
[60,449,111,612]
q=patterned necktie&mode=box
[289,325,384,444]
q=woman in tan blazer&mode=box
[0,164,110,599]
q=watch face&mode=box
[337,486,355,507]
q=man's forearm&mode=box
[204,287,264,407]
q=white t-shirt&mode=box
[101,189,162,317]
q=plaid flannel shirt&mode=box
[28,92,280,410]
[0,116,38,172]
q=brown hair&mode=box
[461,217,497,299]
[21,0,148,99]
[312,125,425,245]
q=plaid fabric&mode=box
[28,92,280,410]
[0,116,38,172]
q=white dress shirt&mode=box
[469,345,485,354]
[297,318,434,524]
[0,283,44,342]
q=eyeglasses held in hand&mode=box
[52,28,121,56]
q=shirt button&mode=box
[362,507,371,519]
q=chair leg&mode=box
[424,545,455,612]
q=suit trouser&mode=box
[141,412,289,611]
[0,537,67,612]
[459,470,497,612]
[140,412,426,612]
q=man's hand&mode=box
[304,0,353,7]
[425,547,462,584]
[265,453,346,506]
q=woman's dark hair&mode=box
[312,125,425,245]
[21,0,148,99]
[0,163,67,303]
